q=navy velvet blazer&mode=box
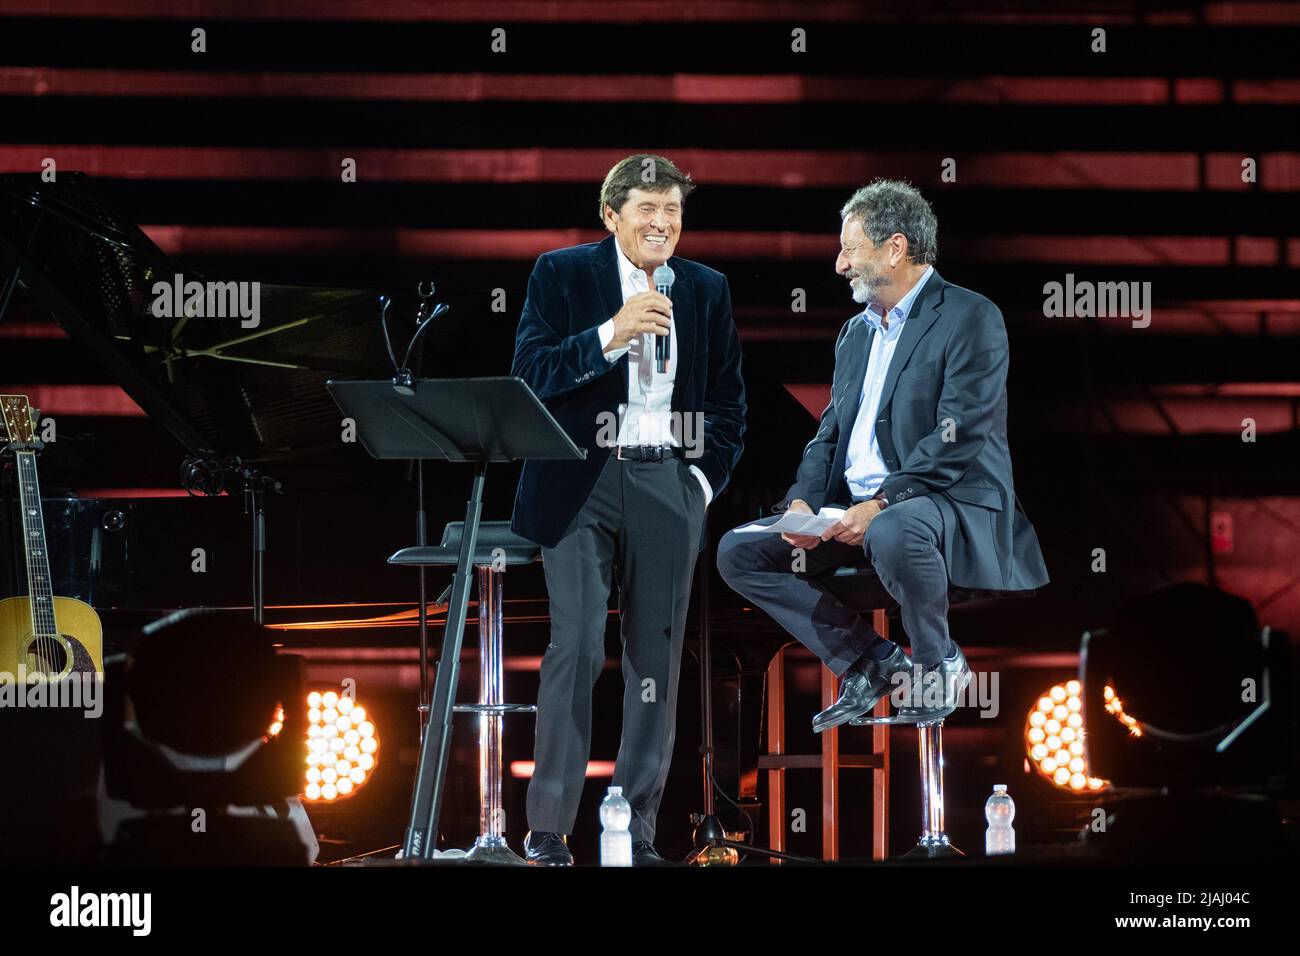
[510,235,746,548]
[779,269,1049,593]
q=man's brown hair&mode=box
[598,154,696,224]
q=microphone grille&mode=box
[652,265,676,290]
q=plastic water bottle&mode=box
[985,784,1016,856]
[599,786,633,867]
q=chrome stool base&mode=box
[903,837,965,859]
[390,522,541,862]
[459,566,531,864]
[856,715,961,858]
[465,835,528,866]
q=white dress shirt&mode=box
[597,240,713,505]
[844,265,933,499]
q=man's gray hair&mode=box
[839,179,938,265]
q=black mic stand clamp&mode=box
[382,282,450,397]
[179,452,281,626]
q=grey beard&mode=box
[850,274,884,304]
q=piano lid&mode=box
[0,172,396,466]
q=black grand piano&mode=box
[0,172,469,626]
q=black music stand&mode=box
[326,376,584,860]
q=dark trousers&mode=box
[716,496,953,671]
[527,454,705,844]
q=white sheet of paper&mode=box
[733,507,846,536]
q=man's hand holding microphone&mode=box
[604,291,672,354]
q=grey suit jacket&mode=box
[779,269,1049,593]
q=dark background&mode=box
[1,0,1297,862]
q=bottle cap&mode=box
[608,786,623,795]
[993,784,1007,793]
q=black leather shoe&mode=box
[524,830,573,866]
[812,644,912,733]
[632,841,668,866]
[894,644,971,723]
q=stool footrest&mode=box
[851,714,947,727]
[452,703,538,715]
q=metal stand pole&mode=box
[690,519,726,857]
[247,484,266,626]
[416,459,429,738]
[402,461,486,859]
[699,531,715,815]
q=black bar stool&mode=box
[390,521,540,864]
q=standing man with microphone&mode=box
[510,154,746,865]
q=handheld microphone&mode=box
[652,264,675,373]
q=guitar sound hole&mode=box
[24,636,70,677]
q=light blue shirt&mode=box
[843,266,933,499]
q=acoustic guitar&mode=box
[0,394,103,679]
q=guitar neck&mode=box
[14,449,58,638]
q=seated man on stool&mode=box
[717,179,1047,729]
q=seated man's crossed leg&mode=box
[717,496,971,730]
